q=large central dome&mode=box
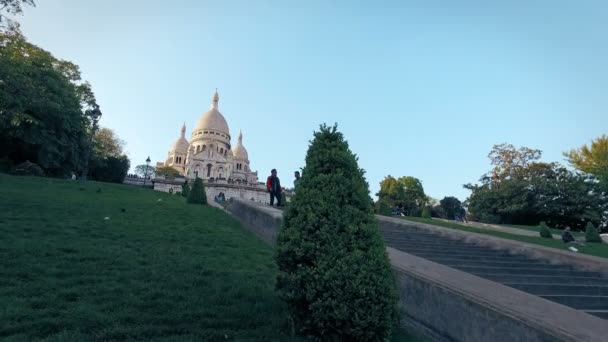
[193,90,230,135]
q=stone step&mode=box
[474,273,608,286]
[420,255,534,263]
[383,240,482,250]
[583,310,608,319]
[389,246,527,259]
[441,260,575,270]
[538,295,608,311]
[457,266,598,277]
[503,283,608,296]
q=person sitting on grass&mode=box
[562,226,575,243]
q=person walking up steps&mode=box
[267,169,282,207]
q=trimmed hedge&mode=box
[276,124,397,341]
[585,222,602,243]
[187,178,206,205]
[539,221,553,239]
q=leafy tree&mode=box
[376,175,427,216]
[539,222,552,238]
[276,124,397,341]
[564,135,608,184]
[87,127,129,182]
[585,222,602,243]
[439,196,464,220]
[488,143,542,181]
[134,164,155,179]
[88,155,130,183]
[0,0,35,31]
[0,30,100,176]
[92,127,124,159]
[156,165,181,178]
[465,154,606,230]
[187,177,207,205]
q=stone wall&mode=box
[152,177,273,204]
[224,198,608,342]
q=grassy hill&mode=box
[0,174,301,341]
[0,174,418,341]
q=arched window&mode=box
[202,145,207,152]
[196,145,201,152]
[220,148,224,154]
[206,164,212,177]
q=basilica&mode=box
[161,90,259,185]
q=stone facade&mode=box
[152,176,277,204]
[157,90,275,203]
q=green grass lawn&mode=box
[399,216,608,259]
[502,223,585,237]
[0,174,419,341]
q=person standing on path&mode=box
[267,169,282,207]
[293,171,301,190]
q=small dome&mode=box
[232,130,248,160]
[193,90,230,135]
[170,123,189,153]
[171,137,189,153]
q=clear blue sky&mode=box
[17,0,608,201]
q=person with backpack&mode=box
[266,169,282,207]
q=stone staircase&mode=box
[381,227,608,320]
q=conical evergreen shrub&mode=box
[539,221,553,238]
[181,181,190,198]
[276,124,397,341]
[187,177,207,205]
[421,206,432,219]
[585,222,602,243]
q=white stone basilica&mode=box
[161,90,259,185]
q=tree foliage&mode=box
[439,196,464,220]
[88,155,130,184]
[92,127,124,159]
[276,124,397,341]
[565,135,608,184]
[0,30,101,176]
[156,165,181,178]
[376,175,427,216]
[0,0,35,31]
[86,127,130,183]
[134,164,155,178]
[488,143,542,181]
[187,177,207,205]
[466,145,607,230]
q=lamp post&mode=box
[143,156,151,187]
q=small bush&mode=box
[585,222,602,243]
[181,182,190,198]
[187,178,207,205]
[421,206,432,219]
[539,221,553,238]
[12,161,44,176]
[276,124,397,341]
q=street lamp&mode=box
[143,156,151,187]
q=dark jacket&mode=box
[267,175,281,193]
[562,231,575,243]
